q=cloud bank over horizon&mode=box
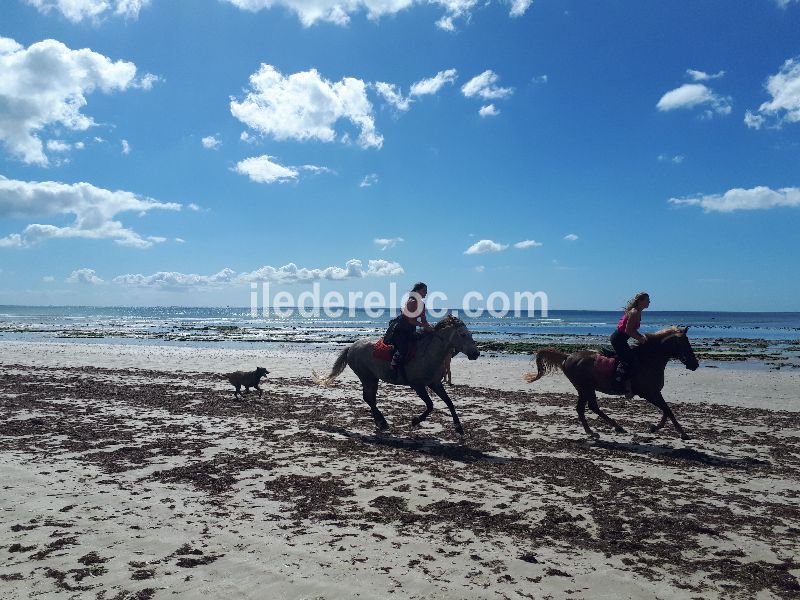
[0,176,181,248]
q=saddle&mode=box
[594,353,618,380]
[372,339,417,362]
[593,352,626,395]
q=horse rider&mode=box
[611,291,650,397]
[390,282,434,372]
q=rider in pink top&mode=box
[610,292,650,397]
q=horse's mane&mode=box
[641,326,684,345]
[434,314,466,331]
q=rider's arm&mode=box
[404,298,433,330]
[418,305,432,330]
[625,310,646,342]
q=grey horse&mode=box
[314,315,480,435]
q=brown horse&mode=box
[524,326,699,439]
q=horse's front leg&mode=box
[648,411,669,434]
[645,391,688,439]
[410,385,434,429]
[428,382,463,435]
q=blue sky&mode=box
[1,0,799,311]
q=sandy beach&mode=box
[1,340,799,599]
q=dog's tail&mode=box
[313,347,349,386]
[524,349,568,383]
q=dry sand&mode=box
[1,340,799,599]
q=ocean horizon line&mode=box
[1,304,799,316]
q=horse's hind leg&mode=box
[576,391,597,438]
[646,392,688,439]
[410,386,434,430]
[428,382,463,436]
[360,376,388,431]
[587,395,626,434]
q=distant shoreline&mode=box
[3,304,800,314]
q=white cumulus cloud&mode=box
[464,239,508,255]
[221,0,529,30]
[234,155,298,184]
[46,140,72,153]
[359,174,379,188]
[374,237,403,250]
[409,69,458,97]
[746,57,800,129]
[234,155,331,184]
[66,268,104,284]
[509,0,532,17]
[112,259,404,290]
[479,104,499,117]
[113,268,238,289]
[462,70,514,100]
[0,36,153,165]
[374,82,412,112]
[656,83,731,116]
[231,64,382,150]
[513,239,542,249]
[563,233,578,241]
[366,259,404,277]
[686,69,725,81]
[201,135,221,149]
[668,186,800,212]
[0,176,181,248]
[24,0,152,22]
[28,0,533,30]
[375,69,458,113]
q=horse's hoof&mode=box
[376,421,390,431]
[588,432,600,440]
[680,433,692,441]
[410,417,421,428]
[649,424,658,434]
[454,424,464,436]
[614,426,627,434]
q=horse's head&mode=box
[661,326,699,371]
[435,315,480,360]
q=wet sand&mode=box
[1,341,799,599]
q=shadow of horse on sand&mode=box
[319,425,512,465]
[588,438,770,470]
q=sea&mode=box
[1,306,799,349]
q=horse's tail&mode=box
[313,347,349,386]
[524,349,568,383]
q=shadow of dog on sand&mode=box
[223,367,269,399]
